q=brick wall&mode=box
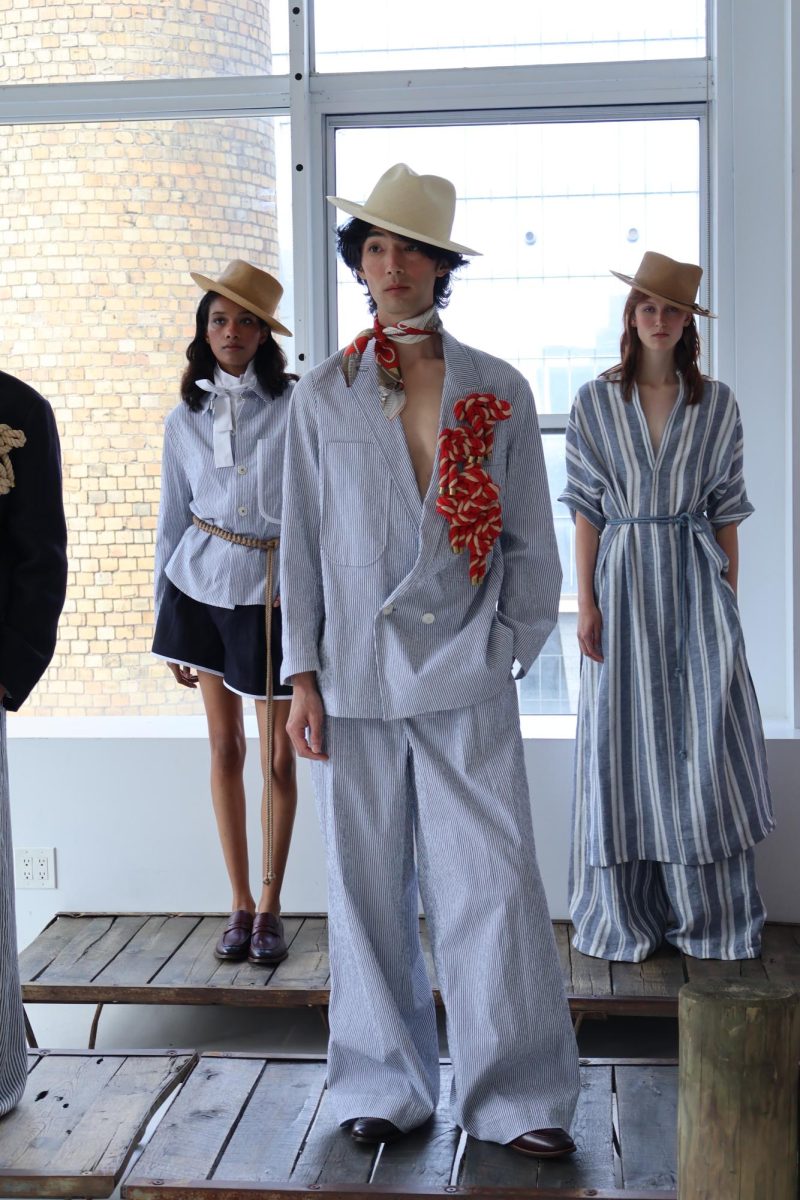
[1,6,282,714]
[0,1,273,84]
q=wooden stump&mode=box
[678,979,800,1199]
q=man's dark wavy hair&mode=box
[336,217,468,316]
[180,291,296,411]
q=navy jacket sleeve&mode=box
[0,372,68,710]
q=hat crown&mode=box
[214,259,283,314]
[362,164,456,245]
[328,162,479,255]
[631,251,702,307]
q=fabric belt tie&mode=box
[193,515,280,883]
[606,512,704,762]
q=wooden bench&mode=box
[0,1049,195,1198]
[123,1052,679,1199]
[20,913,800,1047]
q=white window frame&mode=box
[2,0,754,736]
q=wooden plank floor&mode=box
[0,1049,195,1199]
[123,1053,678,1199]
[20,912,800,1016]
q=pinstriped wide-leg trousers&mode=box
[311,682,580,1143]
[0,710,27,1115]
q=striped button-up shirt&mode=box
[154,374,294,616]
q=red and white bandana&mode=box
[341,305,443,420]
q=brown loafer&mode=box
[248,912,288,964]
[349,1118,405,1144]
[214,909,254,961]
[509,1128,577,1158]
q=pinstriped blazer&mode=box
[279,331,561,719]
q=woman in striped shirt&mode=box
[561,252,773,962]
[153,261,298,966]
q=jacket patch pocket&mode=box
[321,441,389,566]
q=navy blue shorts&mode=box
[152,580,292,700]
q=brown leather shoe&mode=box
[214,909,254,961]
[248,912,288,964]
[508,1128,577,1158]
[349,1118,405,1144]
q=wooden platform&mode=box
[20,912,800,1023]
[123,1053,679,1199]
[0,1050,679,1199]
[0,1049,195,1198]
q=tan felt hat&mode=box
[190,259,292,336]
[609,249,714,316]
[610,251,715,317]
[328,163,480,256]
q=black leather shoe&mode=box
[214,910,253,961]
[349,1117,405,1144]
[248,912,288,964]
[508,1128,577,1158]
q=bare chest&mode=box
[637,382,680,457]
[399,360,446,498]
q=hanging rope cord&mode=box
[0,424,26,497]
[192,514,279,884]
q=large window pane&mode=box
[333,118,700,713]
[1,115,293,716]
[335,120,700,413]
[1,2,288,84]
[316,2,705,72]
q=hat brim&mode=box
[190,273,293,337]
[327,195,481,256]
[610,269,715,318]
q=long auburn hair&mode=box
[180,291,297,412]
[602,288,706,406]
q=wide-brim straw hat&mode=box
[610,250,715,318]
[328,163,480,256]
[190,260,292,336]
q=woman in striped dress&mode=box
[560,252,774,962]
[153,261,297,966]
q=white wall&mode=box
[9,729,800,954]
[10,1,800,947]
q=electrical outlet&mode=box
[14,847,56,889]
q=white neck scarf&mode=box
[196,362,261,468]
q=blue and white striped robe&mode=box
[560,377,774,868]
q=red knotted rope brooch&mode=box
[436,393,512,585]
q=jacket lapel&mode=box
[415,333,477,567]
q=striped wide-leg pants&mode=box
[311,682,580,1144]
[570,839,765,962]
[0,709,27,1115]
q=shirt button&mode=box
[421,612,435,624]
[237,505,248,516]
[382,604,394,616]
[237,465,247,475]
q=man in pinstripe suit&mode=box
[281,165,579,1156]
[0,370,67,1115]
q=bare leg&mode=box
[254,697,297,915]
[197,671,254,913]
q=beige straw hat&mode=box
[610,251,715,318]
[328,163,480,256]
[190,260,292,336]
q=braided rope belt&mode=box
[193,515,280,884]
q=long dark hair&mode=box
[602,288,705,406]
[336,217,467,316]
[180,291,296,411]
